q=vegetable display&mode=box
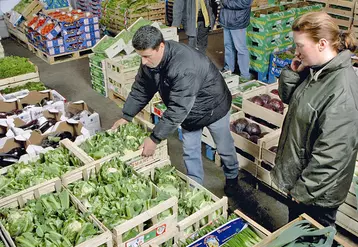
[13,0,32,13]
[231,118,267,144]
[0,82,46,95]
[0,56,36,79]
[181,214,262,247]
[0,190,101,246]
[79,123,148,160]
[152,165,218,229]
[0,240,4,247]
[68,158,170,241]
[250,94,285,114]
[0,147,81,199]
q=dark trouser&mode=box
[288,198,339,227]
[188,20,209,54]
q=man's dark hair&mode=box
[132,25,164,50]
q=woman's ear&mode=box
[318,38,329,52]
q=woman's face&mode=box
[293,31,321,67]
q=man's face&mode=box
[136,43,165,68]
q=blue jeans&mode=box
[223,28,251,79]
[182,111,239,184]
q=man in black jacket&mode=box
[112,26,238,195]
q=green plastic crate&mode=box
[247,31,293,50]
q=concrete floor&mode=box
[2,32,357,244]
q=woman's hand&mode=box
[291,57,305,72]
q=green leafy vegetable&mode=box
[80,123,148,160]
[68,158,170,241]
[0,147,82,199]
[13,0,32,13]
[0,190,101,246]
[0,56,36,79]
[152,165,218,226]
[0,82,46,94]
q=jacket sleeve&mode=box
[122,66,157,122]
[221,0,252,10]
[278,66,303,104]
[172,0,185,27]
[150,70,201,143]
[290,100,357,204]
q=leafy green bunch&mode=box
[0,56,36,79]
[0,190,100,247]
[80,123,148,160]
[0,147,81,199]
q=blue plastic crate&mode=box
[205,145,216,161]
[43,0,70,10]
[270,47,295,68]
[44,46,66,55]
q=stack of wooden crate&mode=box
[307,0,356,30]
[102,1,166,34]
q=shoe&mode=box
[224,176,239,197]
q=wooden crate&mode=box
[108,89,153,123]
[138,160,229,242]
[0,62,40,90]
[305,0,328,7]
[28,43,93,65]
[230,111,276,159]
[241,84,288,127]
[72,116,169,170]
[0,179,113,247]
[255,213,355,247]
[4,18,28,45]
[234,209,271,237]
[326,0,355,18]
[336,174,358,237]
[148,228,178,247]
[327,12,353,29]
[0,139,91,208]
[61,158,178,247]
[20,0,43,20]
[0,222,10,247]
[215,152,258,178]
[260,128,281,165]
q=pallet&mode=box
[3,16,28,44]
[61,158,178,247]
[28,43,93,65]
[138,160,229,242]
[0,180,113,247]
[0,62,40,90]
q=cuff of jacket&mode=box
[122,113,134,122]
[150,133,162,144]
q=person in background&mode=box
[112,26,239,196]
[217,0,252,79]
[271,11,358,227]
[172,0,216,54]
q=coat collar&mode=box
[310,50,352,81]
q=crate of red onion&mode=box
[242,82,288,127]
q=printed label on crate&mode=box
[125,223,167,247]
[188,218,247,247]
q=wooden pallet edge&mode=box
[28,43,93,65]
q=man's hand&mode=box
[290,57,305,72]
[139,137,157,157]
[111,118,129,130]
